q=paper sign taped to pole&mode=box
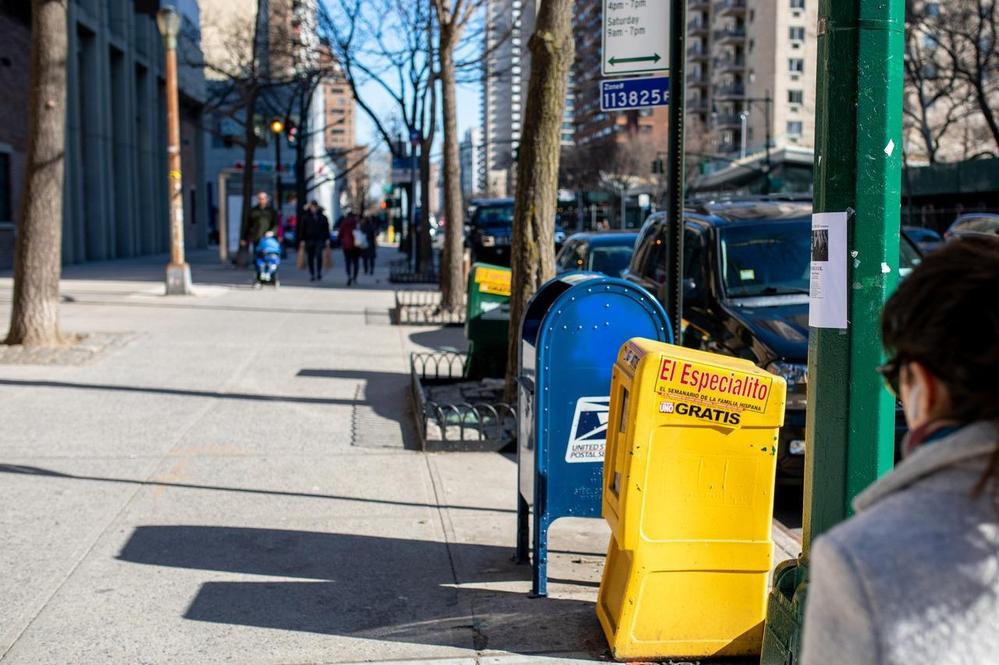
[809,211,848,329]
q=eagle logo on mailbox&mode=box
[565,396,611,463]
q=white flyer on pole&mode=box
[809,211,848,329]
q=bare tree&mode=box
[325,0,438,271]
[903,6,975,163]
[433,0,475,311]
[504,0,576,397]
[5,0,68,347]
[923,0,999,152]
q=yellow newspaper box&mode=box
[596,338,787,660]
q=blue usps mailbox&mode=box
[516,273,671,597]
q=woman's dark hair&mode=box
[881,235,999,497]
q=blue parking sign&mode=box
[600,76,670,112]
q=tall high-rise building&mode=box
[688,0,818,157]
[459,128,486,199]
[481,0,536,197]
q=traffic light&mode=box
[286,122,298,146]
[651,158,665,174]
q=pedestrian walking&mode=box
[240,191,278,251]
[361,216,378,275]
[801,236,999,665]
[299,201,330,281]
[338,210,361,285]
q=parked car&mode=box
[468,198,515,265]
[556,231,639,277]
[467,198,573,265]
[945,212,999,240]
[624,198,923,481]
[902,226,943,254]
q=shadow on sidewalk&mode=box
[0,376,395,412]
[0,464,515,515]
[116,525,605,657]
[54,297,370,318]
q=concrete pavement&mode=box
[0,250,615,664]
[0,249,799,664]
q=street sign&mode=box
[391,156,419,184]
[602,0,669,76]
[600,76,670,111]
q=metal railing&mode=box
[409,352,516,452]
[713,28,747,41]
[714,0,747,13]
[389,258,439,284]
[714,83,746,98]
[393,290,466,325]
[714,55,746,71]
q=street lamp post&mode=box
[739,111,748,159]
[270,118,284,218]
[156,6,193,295]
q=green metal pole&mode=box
[804,0,904,551]
[760,1,903,662]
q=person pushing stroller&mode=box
[254,231,282,288]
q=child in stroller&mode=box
[254,232,282,288]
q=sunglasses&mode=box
[876,356,904,397]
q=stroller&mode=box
[254,233,282,288]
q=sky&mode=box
[353,79,482,159]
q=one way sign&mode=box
[602,0,670,77]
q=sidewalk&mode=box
[0,250,798,664]
[0,250,614,664]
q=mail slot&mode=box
[596,338,787,660]
[516,274,671,597]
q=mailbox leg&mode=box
[530,513,550,598]
[515,493,530,564]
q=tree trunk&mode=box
[5,0,68,347]
[239,87,259,243]
[438,22,465,312]
[503,0,575,399]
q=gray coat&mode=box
[801,421,999,665]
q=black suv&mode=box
[468,198,515,265]
[624,199,922,480]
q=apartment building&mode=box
[688,0,818,158]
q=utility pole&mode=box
[760,1,904,662]
[664,0,687,343]
[270,118,284,215]
[157,6,193,295]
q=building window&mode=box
[789,58,805,73]
[790,0,804,8]
[787,121,803,136]
[789,26,805,41]
[788,89,804,104]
